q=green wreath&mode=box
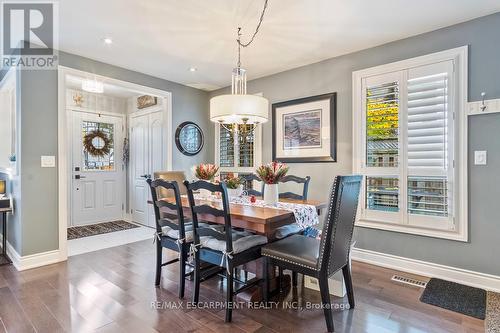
[83,130,112,157]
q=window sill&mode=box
[355,218,468,242]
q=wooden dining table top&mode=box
[151,196,327,237]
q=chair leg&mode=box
[278,267,284,294]
[319,275,334,333]
[342,264,355,309]
[192,250,201,304]
[262,257,269,302]
[155,242,162,286]
[225,263,234,323]
[178,247,186,299]
[292,272,298,287]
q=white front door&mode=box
[71,112,125,226]
[130,110,166,227]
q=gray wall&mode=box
[14,52,213,256]
[0,68,23,254]
[210,12,500,276]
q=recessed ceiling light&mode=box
[103,37,113,45]
[189,67,197,72]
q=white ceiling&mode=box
[59,0,500,91]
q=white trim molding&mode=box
[0,235,62,271]
[352,247,500,293]
[57,65,173,262]
[352,46,468,242]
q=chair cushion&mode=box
[261,234,319,270]
[199,230,268,254]
[274,223,303,239]
[161,222,211,242]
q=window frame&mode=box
[352,46,468,242]
[214,123,262,174]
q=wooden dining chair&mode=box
[148,178,191,298]
[261,175,362,333]
[184,180,268,322]
[278,175,311,200]
[240,173,264,196]
[268,175,312,241]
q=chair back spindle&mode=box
[184,180,234,254]
[148,179,186,239]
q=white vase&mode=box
[227,185,243,199]
[264,184,279,206]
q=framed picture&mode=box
[272,93,336,163]
[137,95,157,109]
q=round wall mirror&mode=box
[175,121,204,156]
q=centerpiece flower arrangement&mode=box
[193,163,219,198]
[256,161,289,205]
[194,163,219,181]
[223,173,244,198]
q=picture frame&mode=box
[137,95,158,109]
[272,93,337,163]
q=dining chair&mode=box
[184,180,268,322]
[148,178,191,298]
[270,175,312,241]
[261,175,362,333]
[278,175,311,200]
[240,173,264,196]
[153,171,188,196]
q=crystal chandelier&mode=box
[209,0,269,140]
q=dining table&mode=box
[151,195,327,301]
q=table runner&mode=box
[193,194,319,229]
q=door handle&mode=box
[140,174,151,179]
[75,175,86,179]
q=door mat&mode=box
[67,220,139,240]
[420,278,486,319]
[487,291,500,332]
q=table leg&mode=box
[2,213,5,255]
[1,212,11,265]
[235,257,291,302]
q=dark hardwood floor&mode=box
[0,240,484,333]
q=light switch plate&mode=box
[474,151,487,165]
[41,155,56,168]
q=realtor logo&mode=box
[1,1,58,69]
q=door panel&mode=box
[130,115,149,225]
[71,112,124,226]
[130,110,166,227]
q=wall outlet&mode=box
[41,155,56,168]
[474,151,487,165]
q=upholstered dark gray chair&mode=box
[184,180,268,323]
[261,175,362,333]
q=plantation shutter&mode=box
[238,125,254,167]
[362,72,401,220]
[407,63,450,170]
[406,61,454,220]
[365,81,399,167]
[218,124,255,168]
[219,125,234,167]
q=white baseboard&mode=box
[352,247,500,293]
[1,234,64,271]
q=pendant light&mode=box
[210,0,270,138]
